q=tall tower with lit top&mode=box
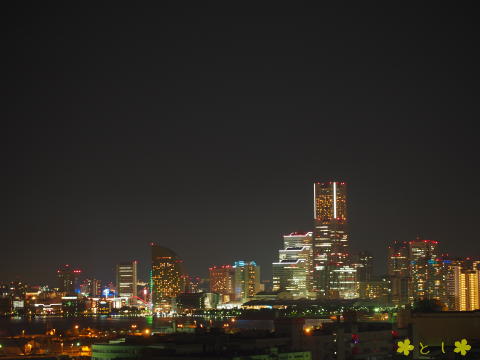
[313,181,352,297]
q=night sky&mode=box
[3,4,478,286]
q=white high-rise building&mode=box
[272,232,314,298]
[116,261,138,299]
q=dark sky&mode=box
[3,4,478,286]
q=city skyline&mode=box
[2,4,479,359]
[3,4,478,286]
[1,181,477,288]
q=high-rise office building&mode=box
[353,251,374,282]
[388,241,409,276]
[352,251,374,300]
[150,244,185,311]
[272,232,313,298]
[209,265,235,302]
[329,265,358,299]
[445,259,461,310]
[233,261,260,302]
[387,241,410,304]
[57,265,81,295]
[116,261,138,299]
[408,238,445,301]
[272,259,309,297]
[283,232,314,293]
[313,181,349,297]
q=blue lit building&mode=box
[233,261,260,302]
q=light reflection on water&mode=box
[0,315,231,336]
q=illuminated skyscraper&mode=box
[328,265,358,299]
[456,269,479,311]
[272,232,313,298]
[408,238,445,301]
[116,261,138,299]
[57,265,81,295]
[448,260,480,311]
[233,261,260,302]
[387,241,410,304]
[150,244,185,311]
[209,265,235,302]
[313,181,349,297]
[388,241,409,277]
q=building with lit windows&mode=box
[209,265,235,302]
[388,241,409,276]
[329,265,358,299]
[272,232,313,298]
[79,278,101,297]
[387,241,410,304]
[150,244,185,311]
[179,274,201,294]
[272,259,309,299]
[358,277,391,302]
[445,260,461,310]
[233,261,260,302]
[449,260,480,311]
[0,281,28,315]
[283,232,314,292]
[313,181,349,297]
[456,269,479,311]
[57,264,81,295]
[408,238,446,302]
[116,261,138,299]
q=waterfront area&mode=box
[1,311,479,359]
[0,315,226,358]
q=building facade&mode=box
[450,260,480,311]
[116,261,138,299]
[313,181,350,298]
[209,265,235,302]
[272,232,313,299]
[150,244,185,311]
[354,251,374,282]
[233,261,260,302]
[57,264,81,295]
[328,265,358,299]
[387,241,410,304]
[408,238,445,301]
[80,278,101,297]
